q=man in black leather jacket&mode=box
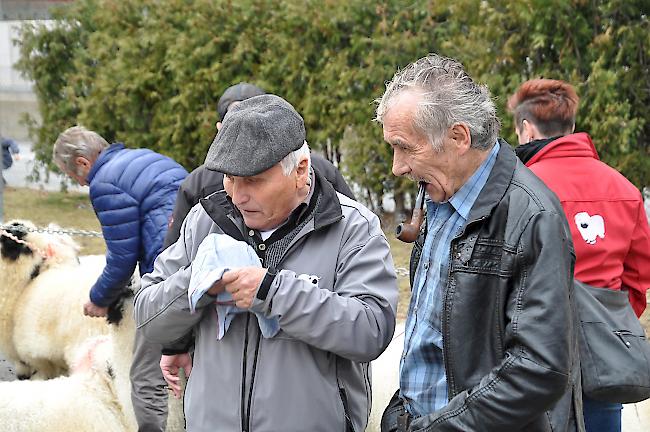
[375,53,584,431]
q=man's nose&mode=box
[392,153,408,177]
[230,182,248,205]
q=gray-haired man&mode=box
[376,54,583,431]
[135,94,398,431]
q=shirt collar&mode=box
[448,141,500,220]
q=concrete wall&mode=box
[0,20,41,141]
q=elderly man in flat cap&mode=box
[135,94,398,432]
[163,82,355,247]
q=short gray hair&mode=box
[375,53,500,150]
[279,141,311,176]
[53,126,109,173]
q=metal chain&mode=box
[0,224,412,276]
[0,229,47,258]
[0,224,103,238]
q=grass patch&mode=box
[381,214,413,322]
[3,186,646,330]
[2,186,106,255]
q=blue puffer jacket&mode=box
[88,143,187,307]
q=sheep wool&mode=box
[0,336,130,432]
[0,220,110,379]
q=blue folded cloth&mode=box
[188,233,280,339]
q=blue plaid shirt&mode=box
[400,141,500,417]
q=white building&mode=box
[0,0,70,140]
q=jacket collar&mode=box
[200,168,343,241]
[525,132,599,166]
[514,136,559,164]
[87,143,125,183]
[464,139,518,225]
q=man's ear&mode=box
[449,123,472,155]
[295,157,310,187]
[74,156,91,170]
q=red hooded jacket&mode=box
[525,132,650,316]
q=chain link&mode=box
[0,228,48,258]
[0,224,413,276]
[0,224,103,238]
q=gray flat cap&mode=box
[216,82,266,120]
[205,94,306,176]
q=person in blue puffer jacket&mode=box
[53,125,187,432]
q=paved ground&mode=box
[0,358,15,381]
[622,399,650,431]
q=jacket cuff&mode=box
[256,267,277,301]
[89,285,113,307]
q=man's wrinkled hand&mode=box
[160,353,192,399]
[83,300,108,317]
[222,267,267,309]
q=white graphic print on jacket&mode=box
[574,212,605,245]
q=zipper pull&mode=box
[614,330,632,348]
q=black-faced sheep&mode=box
[0,220,184,431]
[0,220,110,379]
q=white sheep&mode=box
[0,220,110,379]
[0,335,131,432]
[0,220,184,431]
[366,322,405,432]
[0,274,184,431]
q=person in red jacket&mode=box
[508,78,650,432]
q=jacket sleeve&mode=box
[135,210,208,345]
[8,139,19,154]
[622,200,650,317]
[163,176,197,248]
[411,211,576,432]
[330,169,355,200]
[250,217,398,362]
[89,183,141,307]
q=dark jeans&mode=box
[381,391,412,432]
[583,395,622,432]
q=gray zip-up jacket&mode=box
[135,174,398,432]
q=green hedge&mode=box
[15,0,649,208]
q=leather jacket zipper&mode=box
[442,215,488,397]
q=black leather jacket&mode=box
[408,142,584,432]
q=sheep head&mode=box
[0,221,46,293]
[0,219,80,267]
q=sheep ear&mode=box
[46,244,55,259]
